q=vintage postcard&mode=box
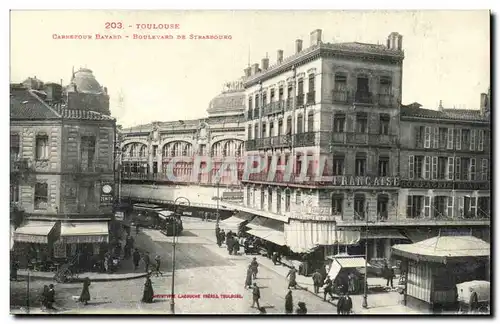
[9,9,491,315]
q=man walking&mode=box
[143,251,150,273]
[153,255,163,277]
[343,292,353,315]
[251,283,261,309]
[286,266,298,289]
[312,269,323,294]
[250,257,259,280]
[132,248,141,270]
[285,289,293,314]
[323,275,335,302]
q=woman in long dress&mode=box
[79,277,91,305]
[245,265,253,289]
[141,275,154,303]
[287,267,298,289]
[285,289,293,314]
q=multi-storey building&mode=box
[119,82,246,209]
[397,92,491,243]
[10,68,117,265]
[240,29,405,260]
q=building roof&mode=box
[401,104,488,122]
[207,90,246,117]
[67,68,105,94]
[61,109,115,121]
[10,88,61,120]
[392,235,490,263]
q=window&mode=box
[296,191,302,205]
[246,189,251,206]
[481,158,489,181]
[354,195,365,220]
[461,158,470,180]
[278,87,284,101]
[455,157,461,180]
[433,196,447,218]
[307,111,314,132]
[379,77,392,95]
[297,114,303,133]
[415,156,424,179]
[333,113,345,132]
[247,125,252,140]
[297,79,304,95]
[478,197,490,218]
[278,119,283,136]
[415,126,425,147]
[378,157,389,176]
[285,190,291,212]
[439,128,448,149]
[437,157,447,179]
[308,74,315,92]
[35,134,49,160]
[469,158,476,181]
[255,94,260,109]
[424,156,431,179]
[34,182,48,210]
[254,124,259,139]
[87,183,95,203]
[455,129,462,150]
[406,195,423,218]
[447,128,454,149]
[262,92,267,106]
[139,145,146,157]
[10,133,20,161]
[433,127,439,148]
[248,97,253,110]
[379,114,390,135]
[269,121,275,137]
[260,188,264,209]
[447,196,454,218]
[331,195,343,216]
[80,136,96,170]
[270,89,275,102]
[276,189,281,214]
[152,145,158,158]
[268,188,273,212]
[287,85,293,99]
[462,129,470,148]
[423,196,431,218]
[470,129,476,151]
[333,73,348,102]
[10,183,19,203]
[356,113,368,133]
[408,155,415,179]
[355,156,366,176]
[332,157,344,175]
[464,196,477,218]
[262,123,267,138]
[478,130,484,151]
[431,156,438,180]
[424,126,431,148]
[447,157,454,180]
[377,195,389,220]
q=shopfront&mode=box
[12,221,60,268]
[53,222,109,261]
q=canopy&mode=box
[364,229,408,240]
[14,221,57,244]
[158,210,175,220]
[392,235,490,263]
[327,255,371,281]
[247,217,286,246]
[60,222,109,244]
[219,212,254,233]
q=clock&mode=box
[102,184,113,194]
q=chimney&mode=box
[438,100,443,112]
[387,32,403,50]
[277,50,284,64]
[244,67,251,77]
[295,39,303,54]
[251,63,260,75]
[310,29,322,46]
[480,93,488,115]
[104,86,108,94]
[261,57,269,70]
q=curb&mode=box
[17,271,148,283]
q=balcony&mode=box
[285,98,293,111]
[245,140,256,151]
[293,132,317,147]
[332,90,350,104]
[399,179,490,191]
[296,94,305,107]
[270,135,292,148]
[253,108,260,119]
[247,109,253,120]
[306,91,316,105]
[10,158,30,173]
[378,94,394,107]
[354,91,373,105]
[330,132,397,146]
[337,214,490,227]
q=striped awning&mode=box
[60,222,109,244]
[14,221,57,244]
[246,217,286,246]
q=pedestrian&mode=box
[245,264,253,289]
[286,266,298,289]
[46,284,56,310]
[143,251,150,273]
[141,274,154,303]
[232,239,240,255]
[285,289,293,314]
[337,293,345,315]
[251,283,261,309]
[343,292,353,315]
[220,230,226,245]
[323,276,335,301]
[387,266,395,288]
[10,260,19,281]
[135,223,140,235]
[79,277,91,305]
[40,285,49,310]
[153,255,163,277]
[227,236,234,255]
[132,248,141,270]
[204,212,208,222]
[348,272,356,293]
[250,257,259,279]
[312,269,323,294]
[296,302,307,314]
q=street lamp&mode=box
[362,202,371,309]
[216,180,220,226]
[170,196,190,314]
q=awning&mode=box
[61,222,109,244]
[247,217,286,246]
[247,228,286,246]
[363,229,408,240]
[14,221,57,244]
[392,235,490,263]
[327,256,371,281]
[220,212,254,233]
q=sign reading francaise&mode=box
[331,176,399,187]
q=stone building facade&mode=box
[241,29,405,259]
[119,82,246,207]
[10,68,116,264]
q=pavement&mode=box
[10,217,415,315]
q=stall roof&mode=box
[364,229,408,240]
[392,235,490,263]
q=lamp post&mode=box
[216,180,220,226]
[170,196,190,314]
[362,202,370,309]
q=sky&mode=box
[10,10,490,128]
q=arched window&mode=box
[307,111,314,132]
[236,142,243,157]
[248,125,252,140]
[297,114,303,134]
[35,133,49,160]
[130,144,136,157]
[139,145,146,157]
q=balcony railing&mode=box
[332,90,350,104]
[378,94,394,107]
[306,91,315,105]
[11,158,30,173]
[296,94,305,107]
[253,108,260,119]
[399,179,490,191]
[354,91,373,105]
[293,132,317,147]
[330,132,397,146]
[246,139,256,151]
[285,98,293,111]
[247,109,253,119]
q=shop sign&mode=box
[331,176,399,187]
[400,180,490,190]
[115,211,124,221]
[100,182,114,204]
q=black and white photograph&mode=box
[7,8,491,315]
